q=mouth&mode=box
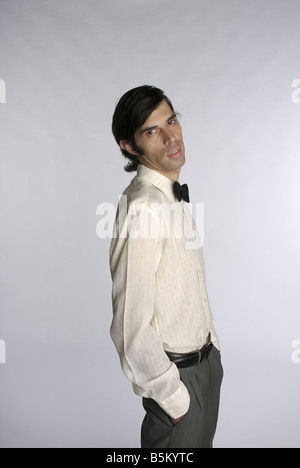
[166,146,182,160]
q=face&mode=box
[121,100,186,181]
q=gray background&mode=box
[0,0,299,448]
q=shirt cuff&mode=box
[156,380,191,419]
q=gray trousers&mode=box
[141,346,223,448]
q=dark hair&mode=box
[112,85,175,172]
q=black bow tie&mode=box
[173,181,190,203]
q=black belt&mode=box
[166,334,213,369]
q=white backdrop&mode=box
[0,0,299,448]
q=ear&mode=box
[119,140,139,156]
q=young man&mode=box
[110,85,223,448]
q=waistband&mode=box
[166,334,213,369]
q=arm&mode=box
[110,202,190,419]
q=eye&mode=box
[167,119,176,126]
[147,129,157,136]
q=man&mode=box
[110,85,223,448]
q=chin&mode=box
[176,155,186,169]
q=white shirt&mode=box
[110,165,220,419]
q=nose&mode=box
[163,128,176,145]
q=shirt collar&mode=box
[137,165,178,205]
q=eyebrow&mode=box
[140,113,177,135]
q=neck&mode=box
[154,169,180,182]
[171,172,181,182]
[140,163,181,182]
[159,169,181,182]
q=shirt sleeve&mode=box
[110,201,190,419]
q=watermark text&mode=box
[291,79,300,104]
[0,339,6,364]
[0,79,6,104]
[291,339,300,364]
[96,196,204,250]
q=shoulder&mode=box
[123,175,167,207]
